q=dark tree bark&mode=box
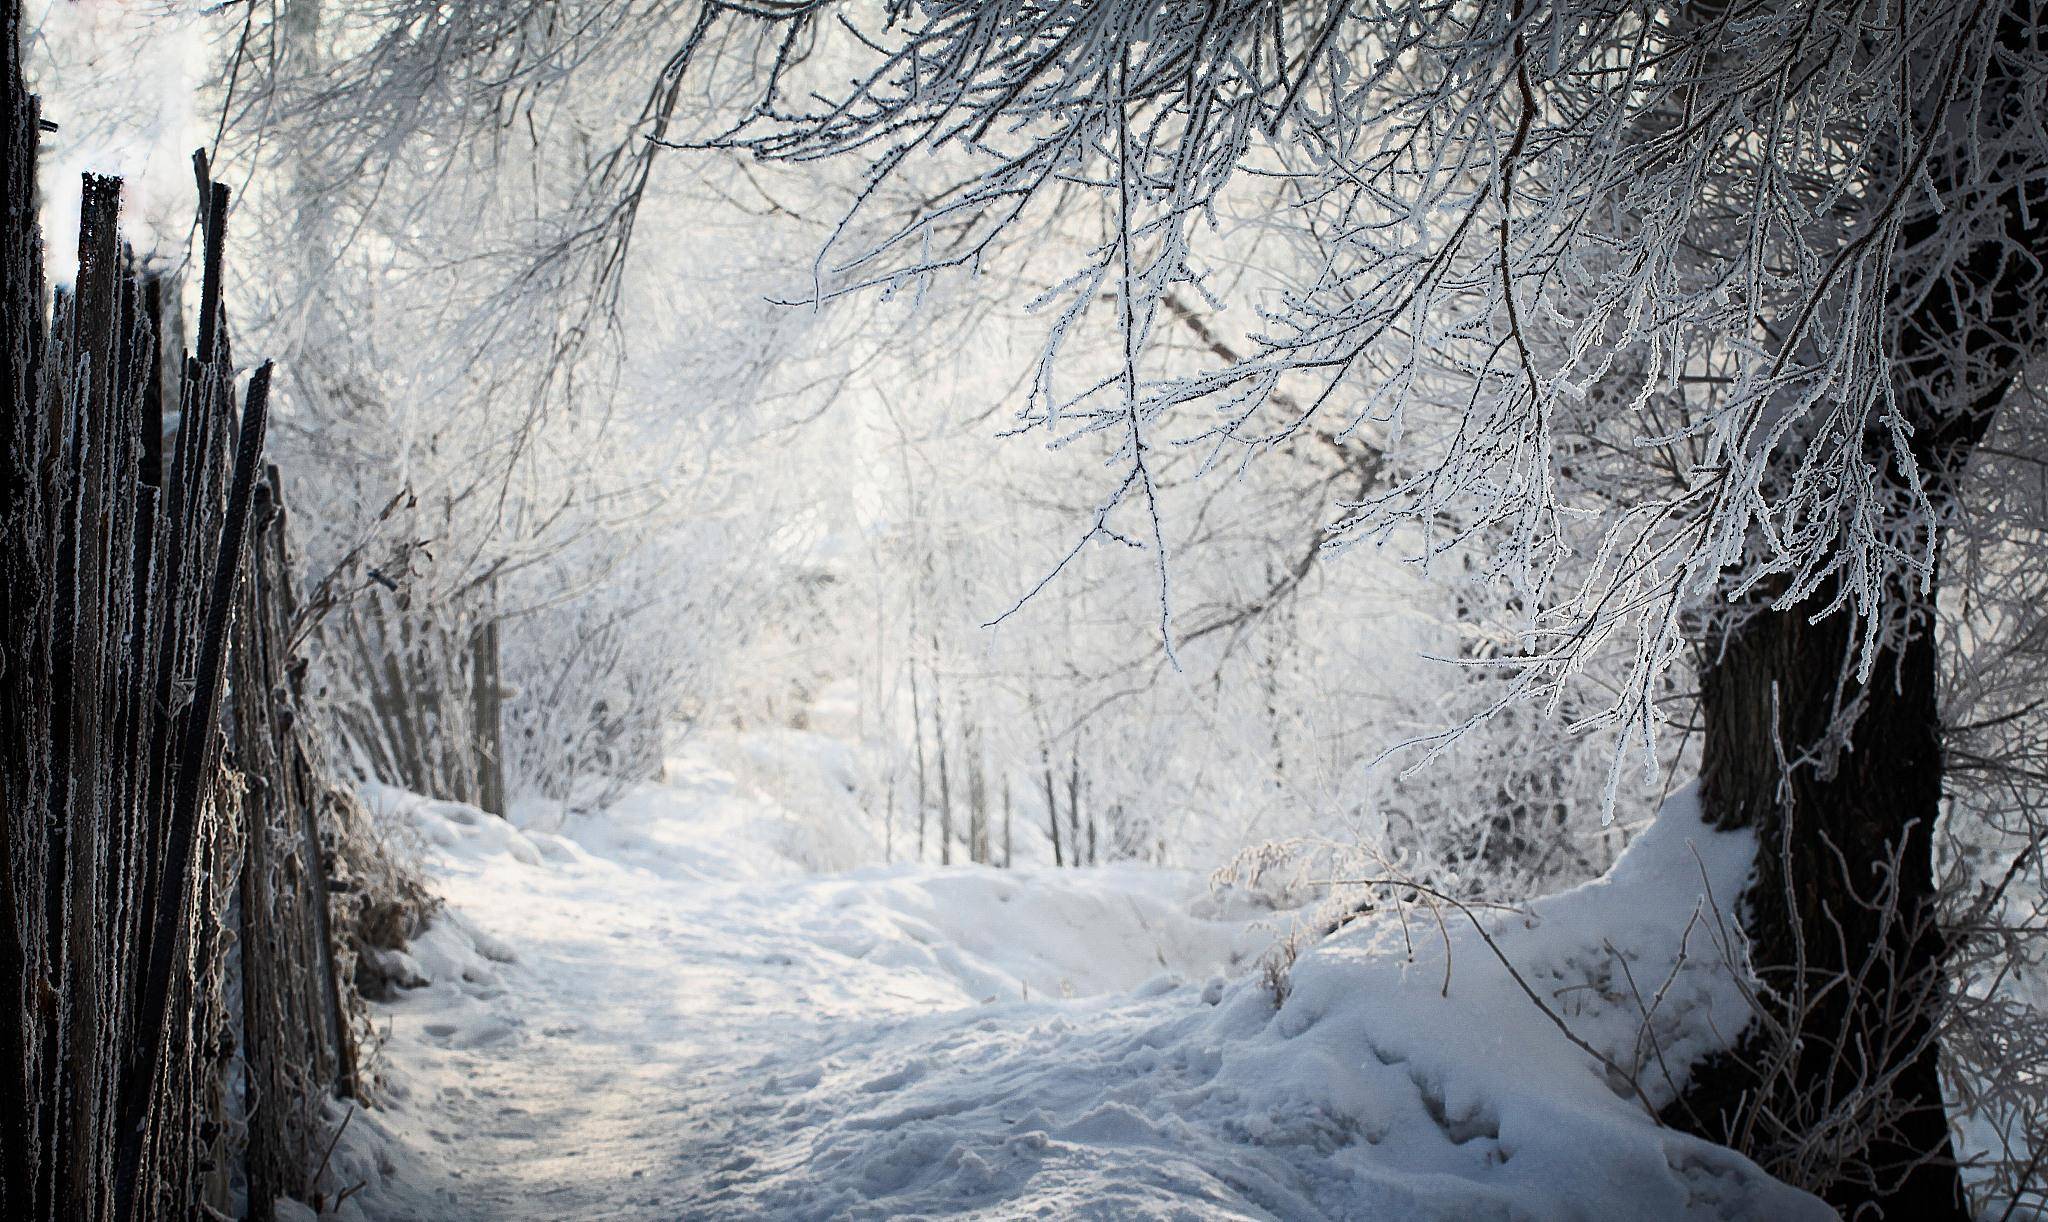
[1678,563,1962,1216]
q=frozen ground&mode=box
[302,738,1827,1221]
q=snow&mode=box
[304,746,1827,1220]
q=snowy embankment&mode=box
[303,739,1827,1221]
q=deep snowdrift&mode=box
[302,744,1826,1220]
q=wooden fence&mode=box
[1,5,425,1217]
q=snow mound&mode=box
[701,785,1825,1221]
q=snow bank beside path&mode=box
[317,746,1822,1221]
[705,785,1826,1221]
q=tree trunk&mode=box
[1675,564,1962,1217]
[1042,752,1063,867]
[966,722,987,864]
[1035,704,1063,867]
[932,660,954,866]
[471,611,506,816]
[1671,10,2044,1210]
[1067,750,1083,868]
[910,658,929,862]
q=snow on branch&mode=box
[671,0,2045,802]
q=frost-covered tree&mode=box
[648,1,2048,1213]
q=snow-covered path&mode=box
[320,744,1830,1221]
[327,752,1269,1220]
[346,806,856,1219]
